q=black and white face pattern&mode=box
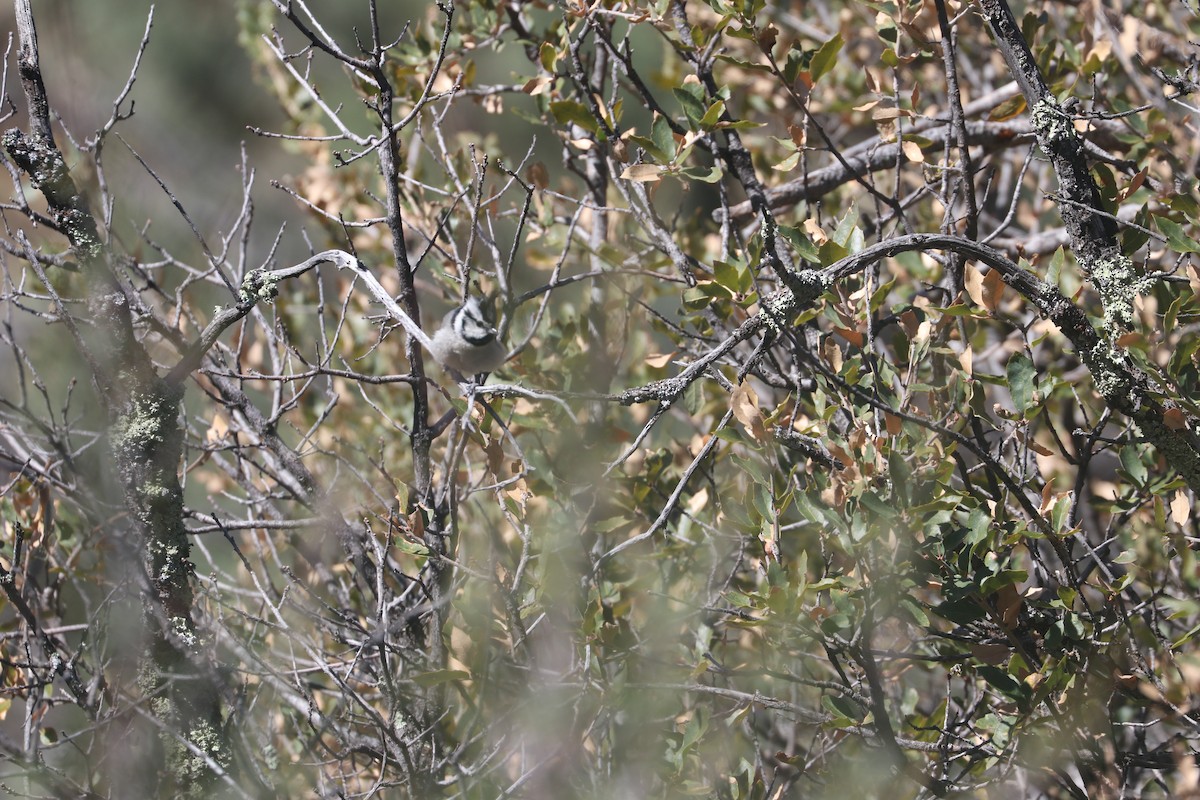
[430,295,508,375]
[452,296,497,346]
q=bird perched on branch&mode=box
[429,295,507,376]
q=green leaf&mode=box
[699,99,726,129]
[818,239,849,266]
[977,665,1029,704]
[809,33,844,83]
[779,225,820,263]
[652,114,676,163]
[899,597,930,627]
[1119,445,1148,486]
[626,135,670,164]
[980,569,1028,597]
[412,669,471,688]
[714,119,764,130]
[783,48,804,85]
[1046,246,1067,289]
[1155,216,1200,254]
[1005,352,1036,414]
[679,165,723,183]
[858,491,896,520]
[674,86,708,127]
[549,100,600,135]
[773,149,801,172]
[831,204,859,247]
[713,260,740,293]
[682,285,711,311]
[988,94,1027,121]
[395,539,430,556]
[933,597,985,625]
[539,42,558,73]
[822,694,864,725]
[714,53,773,72]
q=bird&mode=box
[428,295,507,376]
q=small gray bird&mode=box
[429,296,507,375]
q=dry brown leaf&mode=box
[982,266,1005,311]
[527,162,549,189]
[884,413,902,436]
[834,326,864,348]
[522,76,551,95]
[485,438,504,477]
[730,385,767,444]
[964,261,986,306]
[996,582,1023,628]
[787,124,806,147]
[1027,437,1054,457]
[1164,407,1188,431]
[1116,332,1144,348]
[1117,167,1147,202]
[621,163,663,182]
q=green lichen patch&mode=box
[1086,341,1138,410]
[1091,253,1153,331]
[1030,98,1076,146]
[239,268,280,305]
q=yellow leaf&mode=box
[645,352,675,368]
[803,218,828,245]
[823,338,843,373]
[1171,490,1192,525]
[1087,39,1112,63]
[206,412,230,443]
[958,344,973,376]
[913,319,932,346]
[901,139,924,163]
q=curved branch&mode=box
[616,235,1200,492]
[166,250,363,385]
